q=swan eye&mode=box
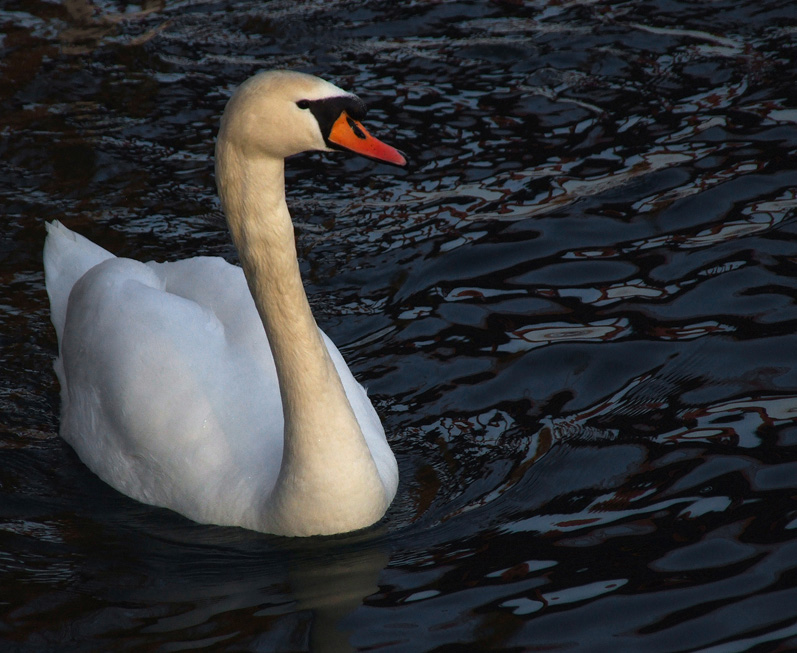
[296,100,311,110]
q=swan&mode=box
[43,70,405,536]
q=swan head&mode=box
[217,70,406,166]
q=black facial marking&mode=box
[307,95,368,146]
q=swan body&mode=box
[44,70,404,536]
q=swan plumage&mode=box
[44,70,403,536]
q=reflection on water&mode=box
[57,0,168,55]
[2,0,797,650]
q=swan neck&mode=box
[215,144,389,535]
[217,152,331,413]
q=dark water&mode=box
[2,0,797,650]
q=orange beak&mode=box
[328,112,406,166]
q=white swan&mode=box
[43,70,405,536]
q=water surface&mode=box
[2,0,797,650]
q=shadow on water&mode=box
[2,0,797,650]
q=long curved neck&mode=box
[215,141,389,536]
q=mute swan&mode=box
[44,70,405,536]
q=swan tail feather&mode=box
[43,221,115,342]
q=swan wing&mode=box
[56,253,281,526]
[45,222,396,527]
[322,332,399,500]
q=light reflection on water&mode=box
[2,0,797,650]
